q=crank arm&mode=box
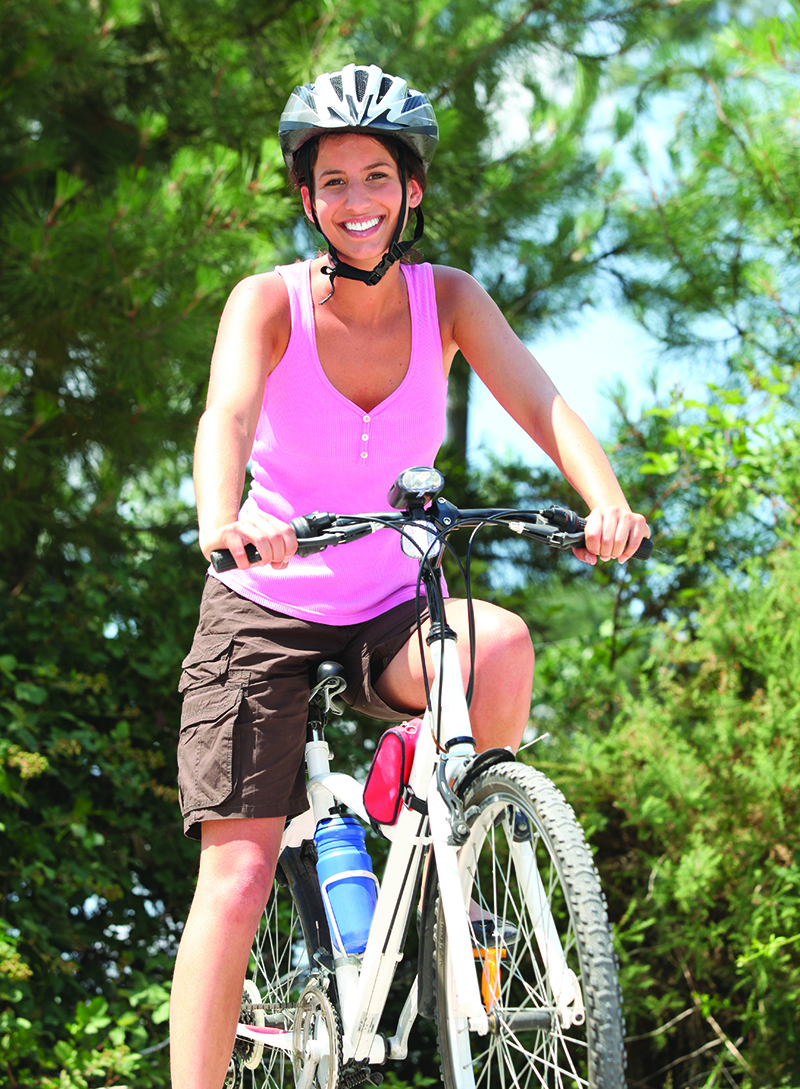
[235,1024,294,1053]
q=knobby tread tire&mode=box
[435,761,626,1089]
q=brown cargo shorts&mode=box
[177,576,434,840]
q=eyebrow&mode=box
[317,160,394,178]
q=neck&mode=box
[311,255,407,318]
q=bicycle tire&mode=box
[231,841,338,1089]
[435,762,625,1089]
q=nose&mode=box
[344,178,371,211]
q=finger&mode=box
[581,511,604,558]
[586,508,634,562]
[222,526,272,568]
[603,509,635,561]
[618,520,651,563]
[261,526,299,568]
[572,546,597,566]
[252,517,298,558]
[589,517,618,561]
[221,531,259,570]
[609,518,633,561]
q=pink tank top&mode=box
[211,258,448,624]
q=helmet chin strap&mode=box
[302,144,425,304]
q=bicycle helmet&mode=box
[279,64,439,300]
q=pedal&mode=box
[340,1061,385,1087]
[470,917,518,950]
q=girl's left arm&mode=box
[438,267,649,565]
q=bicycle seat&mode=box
[310,660,347,715]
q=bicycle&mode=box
[210,466,652,1089]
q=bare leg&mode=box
[170,816,285,1089]
[375,599,534,752]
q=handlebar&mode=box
[209,497,652,573]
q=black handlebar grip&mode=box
[209,543,261,572]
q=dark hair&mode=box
[288,132,428,197]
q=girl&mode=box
[170,64,649,1089]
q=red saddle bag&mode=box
[363,718,422,826]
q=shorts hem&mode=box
[183,793,310,841]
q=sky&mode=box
[468,61,683,470]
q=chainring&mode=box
[292,980,342,1089]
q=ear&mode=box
[407,175,423,209]
[300,185,315,222]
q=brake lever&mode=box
[292,521,378,557]
[504,516,580,550]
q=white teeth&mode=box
[344,217,380,232]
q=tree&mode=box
[603,3,800,389]
[533,536,800,1084]
[516,8,800,1081]
[0,0,730,1083]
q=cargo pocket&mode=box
[177,633,248,814]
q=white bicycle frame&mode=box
[235,629,584,1067]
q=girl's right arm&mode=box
[194,273,298,570]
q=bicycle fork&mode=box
[427,633,586,1033]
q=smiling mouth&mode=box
[341,216,383,233]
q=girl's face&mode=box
[301,134,423,266]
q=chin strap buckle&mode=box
[362,241,408,285]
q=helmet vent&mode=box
[377,76,393,103]
[330,74,344,100]
[355,68,368,100]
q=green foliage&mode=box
[1,0,773,1084]
[0,528,203,1085]
[607,2,800,388]
[0,0,304,590]
[535,546,800,1083]
[516,13,800,1074]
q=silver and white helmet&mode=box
[279,64,438,172]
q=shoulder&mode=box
[429,265,497,367]
[225,269,291,323]
[432,263,483,299]
[211,268,295,377]
[432,264,501,339]
[221,269,292,365]
[432,264,494,320]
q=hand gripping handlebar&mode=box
[209,501,652,572]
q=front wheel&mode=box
[436,762,625,1088]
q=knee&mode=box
[197,848,275,928]
[474,604,535,675]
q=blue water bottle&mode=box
[314,816,378,956]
